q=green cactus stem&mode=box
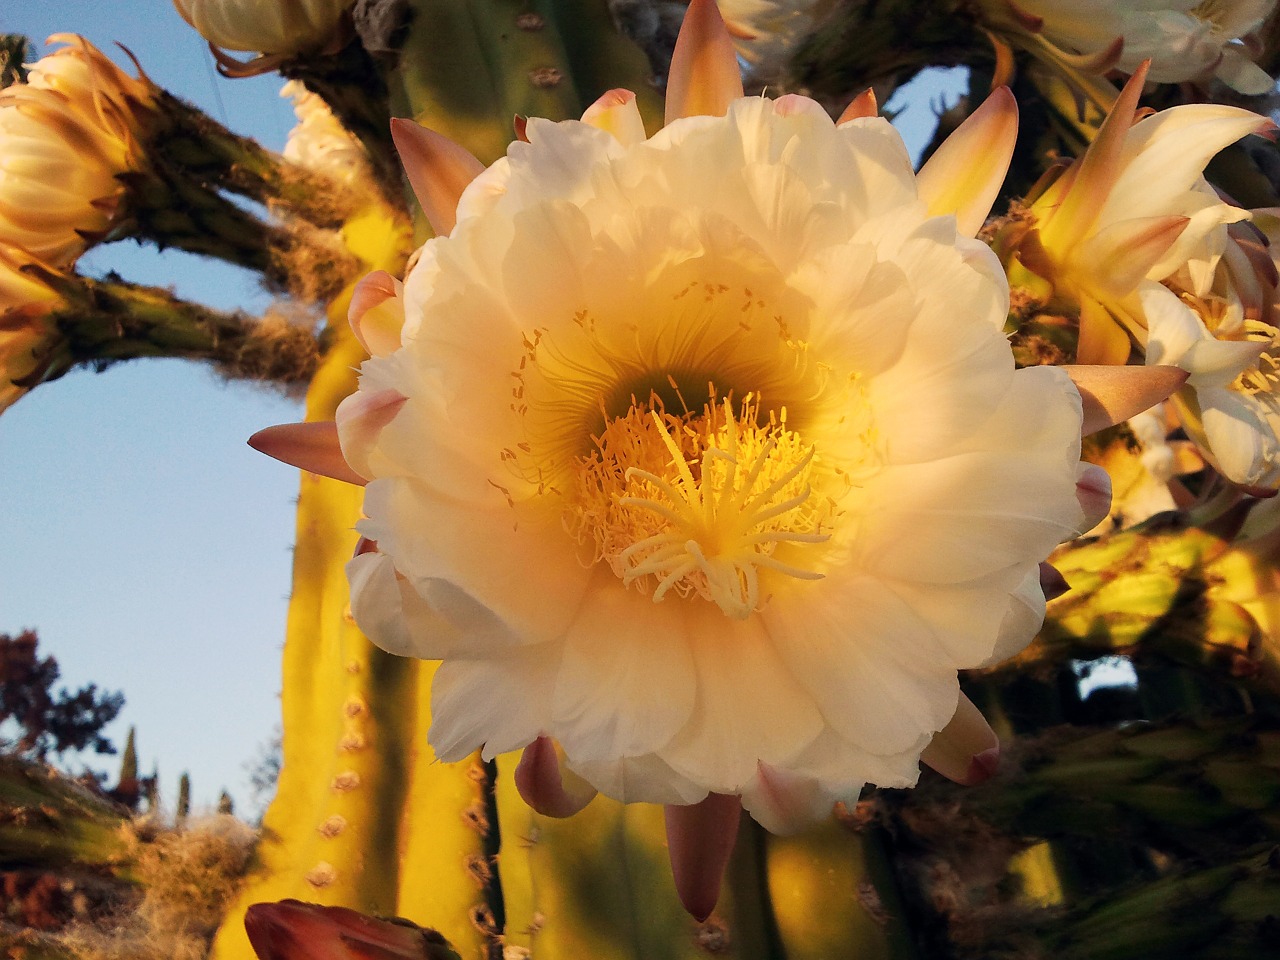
[0,757,130,870]
[18,273,321,396]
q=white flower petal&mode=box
[660,606,824,792]
[346,551,466,660]
[341,85,1091,816]
[429,644,560,761]
[763,582,960,757]
[361,478,590,645]
[551,578,697,761]
[739,763,843,834]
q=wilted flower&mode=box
[988,0,1277,94]
[280,80,373,187]
[0,245,64,413]
[998,63,1273,364]
[172,0,354,57]
[0,35,153,267]
[252,0,1184,919]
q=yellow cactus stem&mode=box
[492,761,727,960]
[765,808,917,960]
[1006,841,1067,908]
[393,687,499,959]
[210,208,412,960]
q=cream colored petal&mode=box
[551,577,697,762]
[739,763,839,835]
[916,86,1018,238]
[1216,47,1277,96]
[1103,107,1273,227]
[1077,215,1190,298]
[429,643,560,761]
[335,387,407,480]
[580,88,649,146]
[568,753,708,806]
[361,477,590,647]
[763,583,961,756]
[1175,385,1280,489]
[660,604,823,792]
[1141,281,1267,386]
[919,693,1000,786]
[857,449,1084,582]
[868,319,1015,465]
[981,565,1049,667]
[346,550,465,660]
[877,563,1038,669]
[348,270,404,357]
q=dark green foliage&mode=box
[0,631,123,762]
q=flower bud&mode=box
[280,80,372,187]
[173,0,354,56]
[244,899,460,960]
[0,245,64,413]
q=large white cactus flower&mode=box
[252,0,1187,920]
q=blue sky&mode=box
[2,5,303,812]
[1,2,964,814]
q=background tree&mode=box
[0,630,123,763]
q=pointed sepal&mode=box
[1067,364,1190,436]
[248,422,366,486]
[665,0,743,126]
[836,88,878,124]
[665,792,741,921]
[916,86,1019,238]
[389,118,485,237]
[513,737,597,818]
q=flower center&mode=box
[568,390,831,619]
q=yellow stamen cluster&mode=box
[1239,335,1280,406]
[569,391,830,619]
